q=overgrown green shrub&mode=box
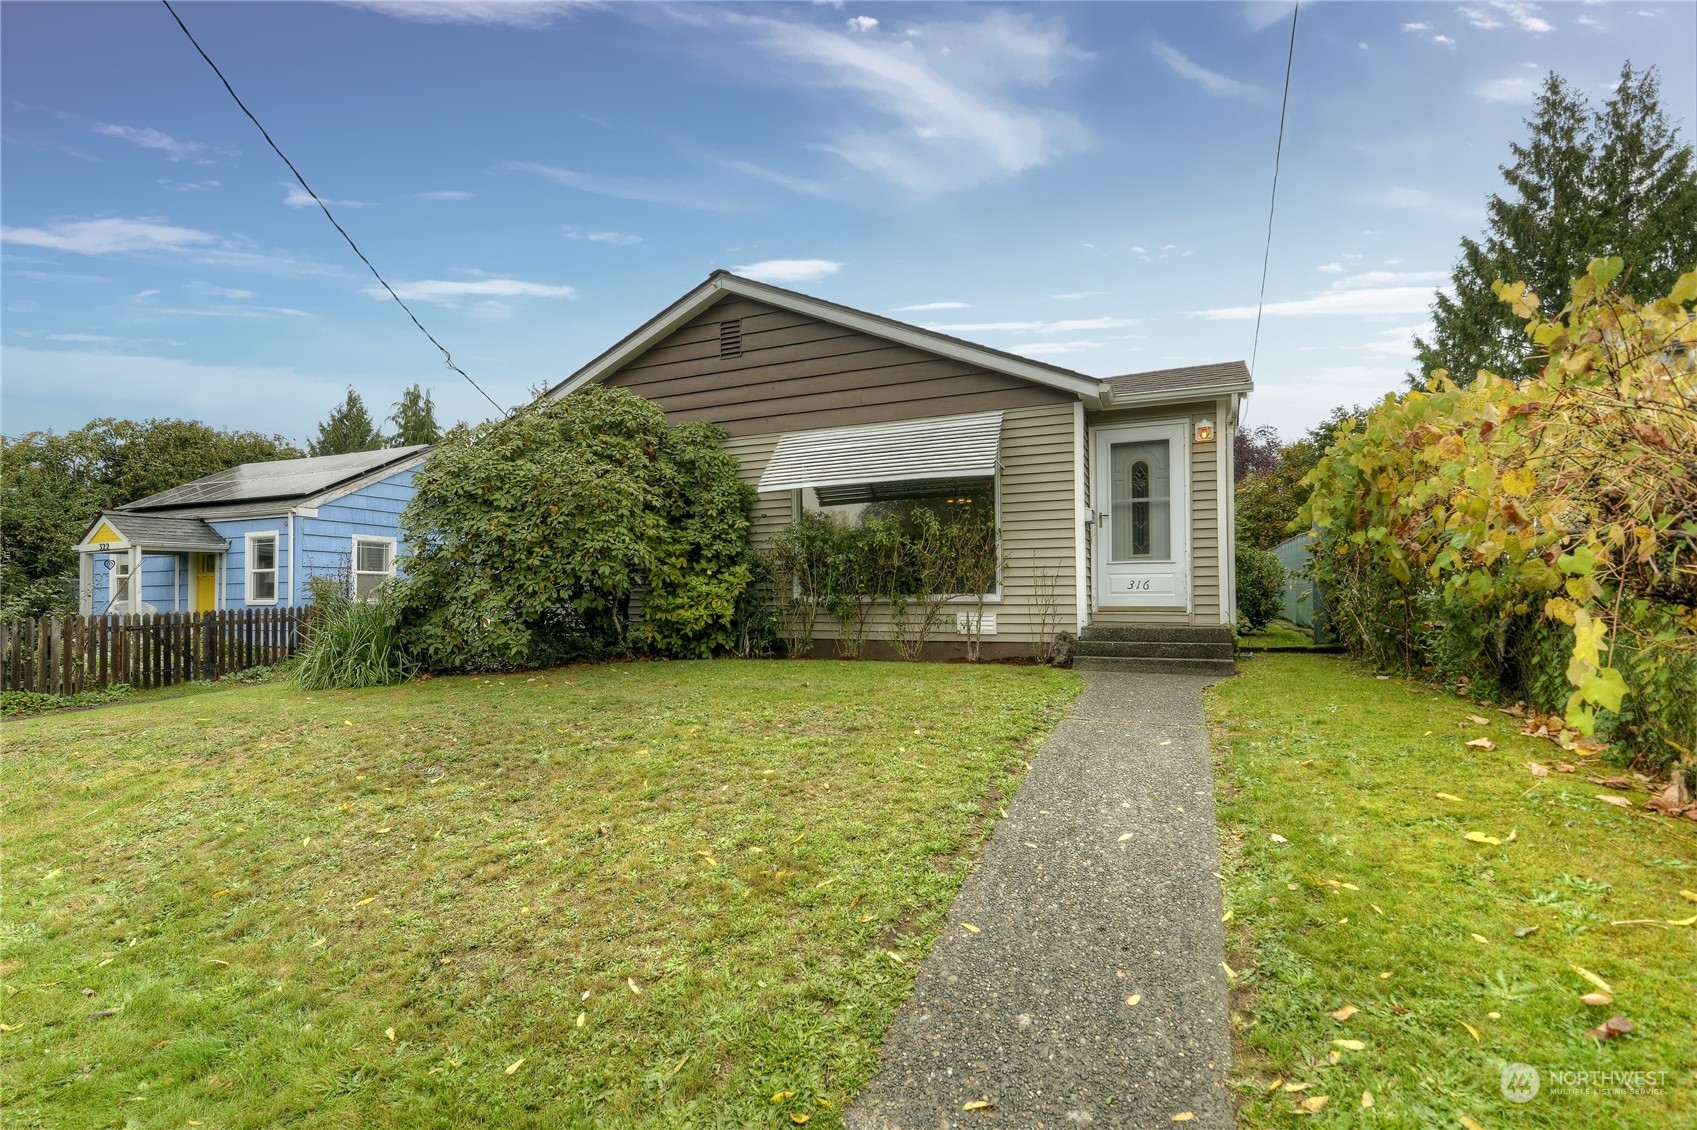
[1235,544,1287,633]
[392,387,755,670]
[1,684,132,716]
[291,600,416,690]
[1302,261,1696,770]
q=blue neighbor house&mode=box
[74,446,430,615]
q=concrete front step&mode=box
[1075,639,1236,661]
[1080,624,1234,644]
[1073,655,1237,676]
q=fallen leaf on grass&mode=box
[1267,1078,1283,1092]
[1221,961,1236,979]
[1525,762,1550,778]
[1331,1039,1365,1051]
[1459,1116,1486,1130]
[1459,1020,1482,1043]
[1513,926,1538,938]
[384,1027,395,1041]
[1581,992,1613,1006]
[1587,1015,1634,1040]
[1282,1081,1314,1092]
[885,951,905,965]
[505,1058,525,1074]
[1467,714,1492,726]
[575,1012,586,1028]
[1471,933,1491,944]
[1679,890,1697,904]
[0,1023,23,1032]
[1572,965,1613,994]
[962,1100,992,1111]
[1597,795,1633,808]
[770,1090,794,1104]
[1332,1005,1358,1021]
[791,1114,812,1125]
[1465,737,1496,751]
[1269,833,1288,843]
[1436,793,1465,802]
[1327,1050,1341,1065]
[1464,832,1502,846]
[1126,994,1142,1007]
[1221,910,1233,922]
[355,897,376,907]
[1668,915,1697,927]
[626,978,641,994]
[1299,1095,1330,1113]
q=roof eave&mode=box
[547,272,1110,404]
[1101,380,1255,410]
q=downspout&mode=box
[1222,393,1239,626]
[1072,400,1088,632]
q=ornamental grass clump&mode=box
[291,599,416,691]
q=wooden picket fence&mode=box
[1,609,311,695]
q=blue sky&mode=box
[3,1,1692,443]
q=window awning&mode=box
[756,411,1004,494]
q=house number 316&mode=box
[1130,579,1152,590]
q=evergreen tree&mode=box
[388,384,443,447]
[1414,63,1697,385]
[308,388,386,456]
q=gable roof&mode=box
[120,446,431,513]
[78,511,227,553]
[546,271,1112,407]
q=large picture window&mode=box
[246,533,279,604]
[352,536,396,600]
[802,475,998,594]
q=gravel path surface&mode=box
[847,671,1234,1130]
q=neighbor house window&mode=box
[246,533,279,604]
[111,559,133,609]
[352,536,396,600]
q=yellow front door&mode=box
[195,554,217,611]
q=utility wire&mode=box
[1250,2,1300,380]
[160,0,507,418]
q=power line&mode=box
[1250,2,1300,380]
[159,0,507,418]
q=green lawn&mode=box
[1208,654,1696,1128]
[1236,619,1321,650]
[1,659,1079,1129]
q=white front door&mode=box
[1093,421,1189,609]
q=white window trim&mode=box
[245,532,281,606]
[351,535,398,601]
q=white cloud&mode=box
[1012,340,1104,356]
[339,2,587,28]
[45,333,115,343]
[723,9,1089,194]
[1149,40,1258,97]
[845,15,877,32]
[1130,245,1147,254]
[91,123,215,162]
[10,269,110,283]
[1191,286,1445,320]
[0,217,217,255]
[1330,270,1448,290]
[193,284,256,299]
[415,189,473,200]
[1402,21,1432,31]
[502,162,739,212]
[1475,73,1541,102]
[135,289,160,300]
[1049,291,1104,301]
[158,179,221,192]
[368,278,578,303]
[1317,262,1346,273]
[1361,186,1479,219]
[1242,3,1297,32]
[563,227,643,245]
[1462,2,1553,32]
[283,183,374,208]
[732,259,844,283]
[893,300,969,311]
[923,316,1137,334]
[1433,34,1458,46]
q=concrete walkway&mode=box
[848,671,1234,1130]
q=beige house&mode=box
[547,272,1248,669]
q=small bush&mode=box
[1,684,131,716]
[1235,544,1287,633]
[292,601,416,691]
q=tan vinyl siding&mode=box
[1086,401,1222,626]
[604,296,1071,437]
[715,404,1078,646]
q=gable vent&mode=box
[719,318,743,359]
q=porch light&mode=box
[1195,419,1215,444]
